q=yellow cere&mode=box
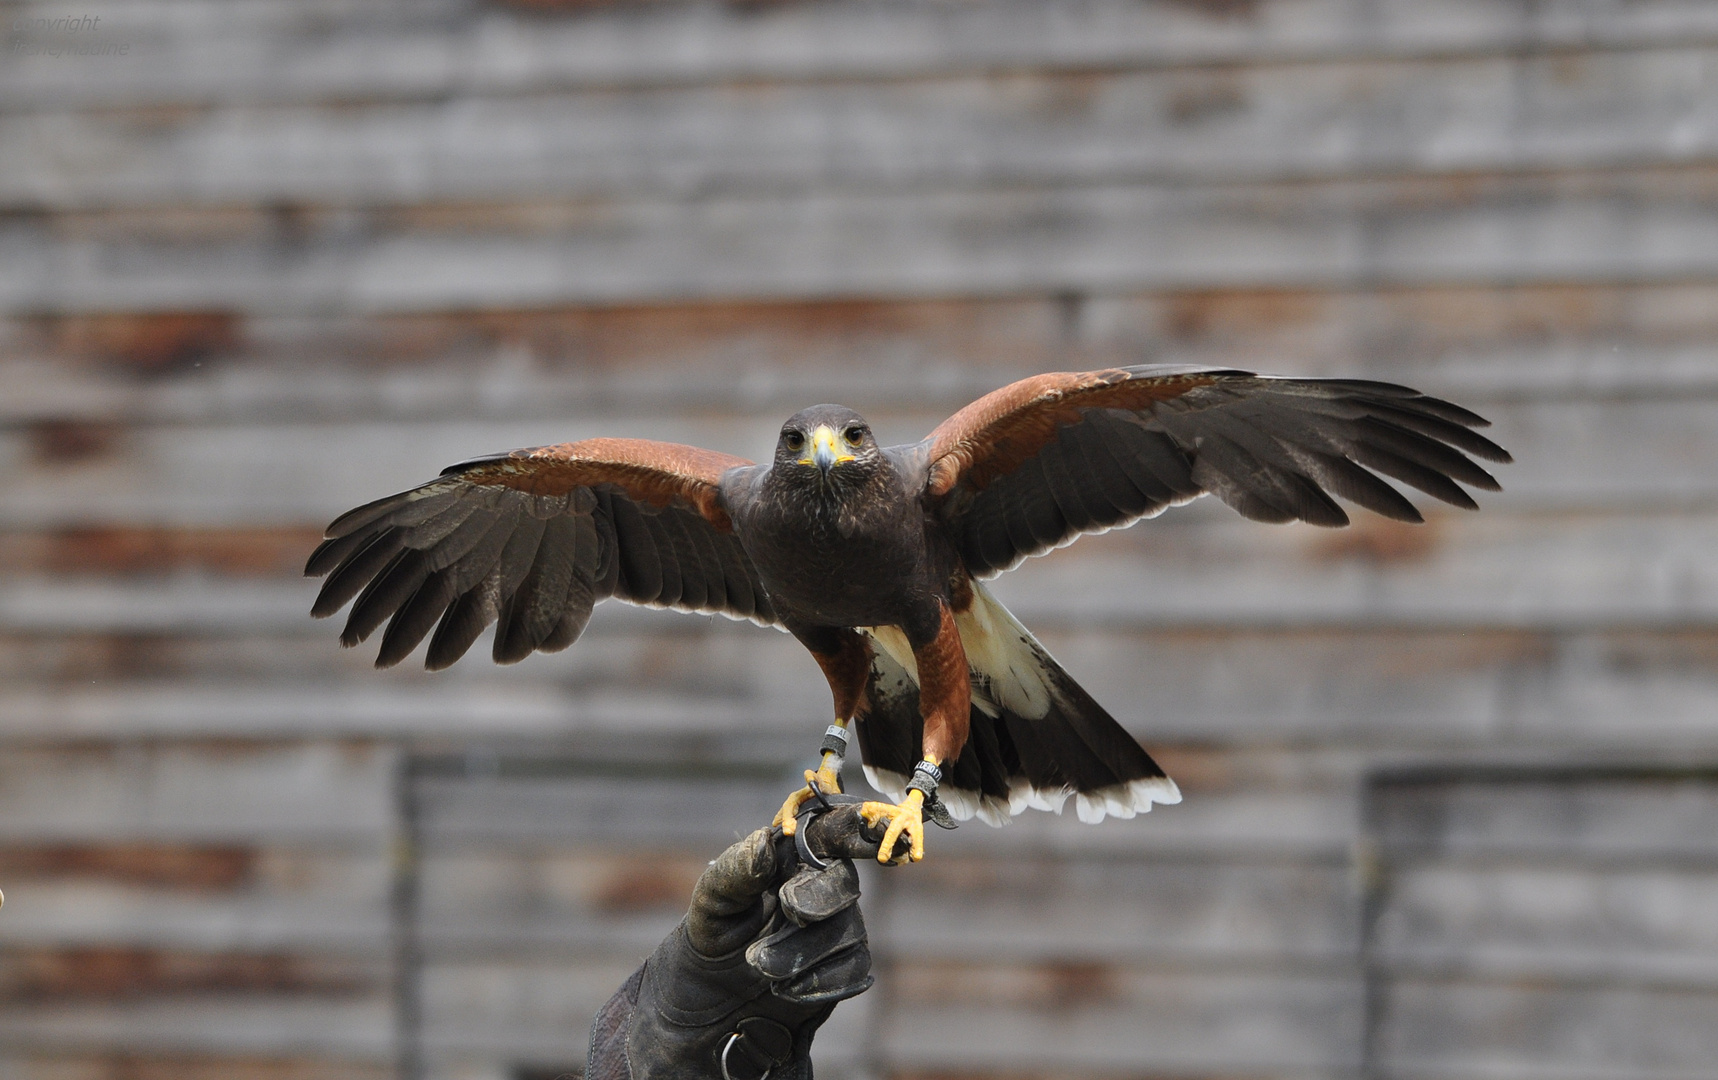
[801,425,856,467]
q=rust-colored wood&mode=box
[0,947,377,1002]
[0,843,255,891]
[0,527,323,577]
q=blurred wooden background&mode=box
[4,1,1718,1078]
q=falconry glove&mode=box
[587,801,887,1080]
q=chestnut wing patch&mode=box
[922,365,1511,577]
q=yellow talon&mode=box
[773,753,844,837]
[861,790,926,864]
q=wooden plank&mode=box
[11,169,1718,314]
[1053,627,1718,749]
[990,509,1718,631]
[1372,776,1718,860]
[7,285,1718,427]
[0,1052,392,1080]
[0,947,385,1006]
[0,744,394,844]
[878,856,1360,965]
[2,875,389,954]
[0,677,784,741]
[879,966,1361,1073]
[415,771,812,852]
[0,841,388,946]
[1376,978,1718,1080]
[418,850,699,958]
[1079,283,1718,401]
[1374,864,1718,986]
[7,0,1718,110]
[416,956,645,1060]
[0,526,321,576]
[0,841,260,890]
[0,996,391,1059]
[0,300,1063,425]
[10,48,1718,210]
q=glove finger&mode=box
[778,860,860,926]
[746,903,868,982]
[687,828,777,956]
[778,942,875,1006]
[696,828,776,914]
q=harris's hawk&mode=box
[308,365,1509,862]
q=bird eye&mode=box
[783,430,804,452]
[844,426,865,446]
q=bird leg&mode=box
[773,721,850,837]
[864,604,969,864]
[861,758,937,864]
[779,632,872,836]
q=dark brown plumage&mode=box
[308,365,1509,843]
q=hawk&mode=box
[308,365,1508,862]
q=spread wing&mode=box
[306,438,775,669]
[921,364,1512,577]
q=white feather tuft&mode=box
[952,581,1054,718]
[861,766,1012,828]
[863,770,1177,827]
[863,765,909,804]
[860,625,917,680]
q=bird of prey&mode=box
[308,365,1508,862]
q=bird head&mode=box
[775,405,880,487]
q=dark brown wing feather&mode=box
[922,365,1511,577]
[307,438,776,669]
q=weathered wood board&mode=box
[1368,773,1718,1080]
[11,48,1718,209]
[4,0,1717,1076]
[14,169,1718,312]
[8,0,1718,110]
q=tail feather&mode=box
[855,581,1179,827]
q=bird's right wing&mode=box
[920,364,1511,577]
[307,438,776,669]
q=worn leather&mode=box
[587,805,884,1079]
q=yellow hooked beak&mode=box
[800,425,855,473]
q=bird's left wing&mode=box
[307,438,775,669]
[920,364,1511,577]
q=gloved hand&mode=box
[586,796,891,1080]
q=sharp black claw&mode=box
[809,779,832,812]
